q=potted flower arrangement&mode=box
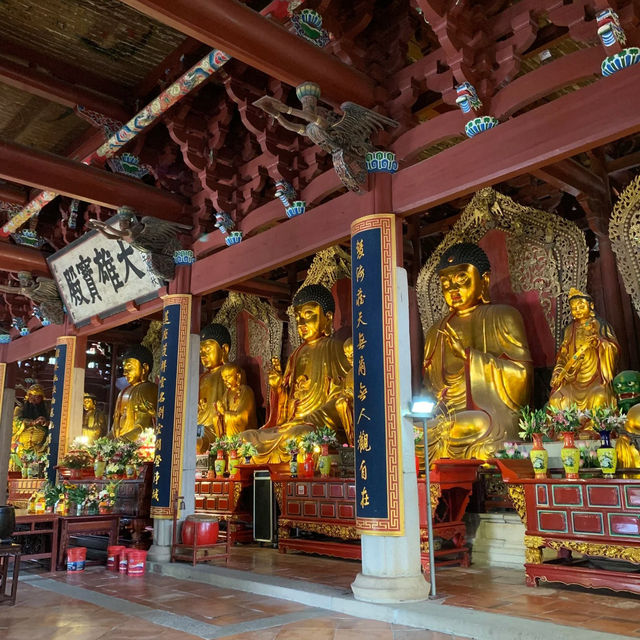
[60,448,93,480]
[578,442,600,478]
[98,480,120,514]
[518,406,549,478]
[226,435,242,476]
[583,406,624,477]
[136,428,156,462]
[65,483,89,516]
[210,437,229,477]
[491,442,535,481]
[18,449,48,478]
[311,426,339,477]
[284,438,300,476]
[298,433,318,478]
[107,440,140,478]
[41,482,63,513]
[89,437,117,478]
[238,441,258,465]
[549,405,581,479]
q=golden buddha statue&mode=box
[11,384,50,462]
[111,346,158,442]
[197,323,244,453]
[335,337,354,446]
[215,363,257,436]
[242,284,351,463]
[549,288,619,412]
[82,393,107,445]
[422,243,532,461]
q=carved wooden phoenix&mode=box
[254,83,397,192]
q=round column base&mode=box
[351,572,430,603]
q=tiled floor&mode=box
[3,568,465,640]
[6,546,640,639]
[221,547,640,638]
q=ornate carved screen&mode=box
[416,188,588,352]
[610,175,640,318]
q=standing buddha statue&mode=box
[422,243,532,461]
[242,284,351,463]
[111,345,158,442]
[215,363,257,436]
[197,323,248,453]
[549,288,619,412]
[82,393,107,444]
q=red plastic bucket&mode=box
[182,514,219,546]
[107,545,126,572]
[67,546,87,572]
[119,548,130,574]
[127,550,147,577]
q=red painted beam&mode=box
[0,138,187,220]
[0,243,50,276]
[0,182,28,205]
[118,0,378,106]
[192,64,640,296]
[0,56,130,123]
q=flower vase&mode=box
[244,455,252,465]
[214,450,226,477]
[87,503,99,516]
[561,432,580,479]
[74,503,83,517]
[228,451,240,476]
[529,433,548,479]
[55,498,68,516]
[289,454,299,477]
[125,464,136,479]
[318,444,331,477]
[597,430,617,478]
[20,467,28,479]
[94,460,106,479]
[302,452,314,478]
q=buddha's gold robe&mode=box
[82,410,107,444]
[112,381,158,442]
[423,304,532,460]
[219,384,257,436]
[243,335,350,463]
[549,319,618,411]
[197,368,225,451]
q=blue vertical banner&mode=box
[151,294,192,518]
[351,214,404,535]
[46,336,76,483]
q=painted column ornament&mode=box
[598,9,640,76]
[275,181,306,218]
[365,151,398,174]
[290,8,330,48]
[456,82,499,138]
[173,249,196,265]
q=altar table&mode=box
[55,514,120,571]
[13,511,58,572]
[505,477,640,594]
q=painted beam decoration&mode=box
[47,227,163,326]
[351,214,404,535]
[46,337,76,483]
[151,295,192,518]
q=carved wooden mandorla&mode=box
[610,175,640,318]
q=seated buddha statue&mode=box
[335,337,354,446]
[111,346,158,442]
[11,384,50,463]
[242,284,351,463]
[422,242,532,461]
[613,370,640,470]
[215,363,257,437]
[82,393,107,445]
[549,288,619,412]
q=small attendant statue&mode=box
[111,346,158,442]
[215,363,258,436]
[82,393,107,445]
[549,288,619,412]
[335,337,354,446]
